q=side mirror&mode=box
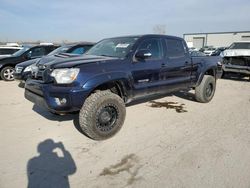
[135,49,152,60]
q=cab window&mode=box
[166,39,185,58]
[137,39,163,60]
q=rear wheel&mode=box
[195,75,216,103]
[1,66,15,81]
[79,90,126,140]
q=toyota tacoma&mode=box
[24,35,222,140]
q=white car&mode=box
[204,47,216,56]
[0,46,22,58]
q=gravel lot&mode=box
[0,77,250,188]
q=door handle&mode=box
[161,63,166,67]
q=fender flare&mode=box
[196,65,217,87]
[82,72,132,99]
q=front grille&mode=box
[15,67,23,73]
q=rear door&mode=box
[159,38,192,91]
[131,38,164,98]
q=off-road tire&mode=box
[0,66,15,81]
[195,75,216,103]
[79,90,126,140]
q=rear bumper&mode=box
[222,64,250,75]
[25,79,90,113]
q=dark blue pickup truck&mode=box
[25,35,222,140]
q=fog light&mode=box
[55,98,67,105]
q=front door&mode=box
[131,38,164,98]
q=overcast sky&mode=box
[0,0,250,43]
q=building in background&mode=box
[183,31,250,49]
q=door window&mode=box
[137,39,163,60]
[166,39,185,58]
[29,47,46,58]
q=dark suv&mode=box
[0,45,58,81]
[14,43,94,81]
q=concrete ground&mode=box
[0,77,250,188]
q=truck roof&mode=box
[108,34,183,40]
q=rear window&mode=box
[166,39,185,58]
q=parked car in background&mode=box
[190,50,206,57]
[0,44,58,81]
[199,46,213,52]
[188,47,198,52]
[221,42,250,78]
[211,47,227,56]
[14,42,94,81]
[0,46,22,58]
[204,47,216,56]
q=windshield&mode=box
[229,42,250,49]
[12,47,30,56]
[48,46,71,55]
[86,37,139,58]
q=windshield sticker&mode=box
[116,44,130,48]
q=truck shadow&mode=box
[32,105,88,136]
[126,93,173,107]
[32,105,76,122]
[173,91,196,102]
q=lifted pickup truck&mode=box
[25,35,222,140]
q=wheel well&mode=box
[0,64,14,72]
[205,69,215,77]
[92,81,127,102]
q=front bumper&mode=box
[25,79,90,113]
[14,71,30,81]
[222,64,250,75]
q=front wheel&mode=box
[79,90,126,140]
[0,66,15,81]
[195,75,216,103]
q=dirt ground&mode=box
[0,77,250,188]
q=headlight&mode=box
[24,63,38,72]
[51,68,80,84]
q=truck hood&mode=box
[221,49,250,57]
[17,58,40,68]
[37,54,119,69]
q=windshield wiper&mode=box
[99,54,117,58]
